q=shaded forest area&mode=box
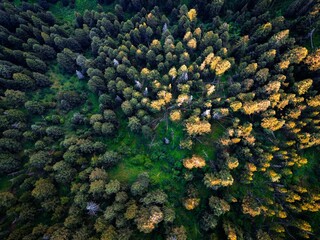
[0,0,320,239]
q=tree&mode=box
[204,170,234,189]
[3,89,26,107]
[183,198,200,210]
[183,155,206,169]
[185,116,211,136]
[29,151,52,169]
[200,213,218,231]
[96,151,120,167]
[57,48,77,74]
[0,192,16,208]
[304,49,320,71]
[294,79,313,95]
[105,180,121,195]
[52,161,76,184]
[131,172,150,196]
[187,9,197,21]
[167,226,187,240]
[135,206,163,233]
[101,122,115,136]
[141,190,168,205]
[32,178,56,200]
[209,196,230,216]
[46,126,64,139]
[128,116,141,133]
[89,180,105,195]
[261,117,285,131]
[12,73,35,89]
[121,101,133,116]
[215,59,231,75]
[124,200,138,220]
[26,57,47,73]
[242,195,261,217]
[283,46,308,64]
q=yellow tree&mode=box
[294,79,313,95]
[183,155,206,169]
[183,198,200,210]
[261,117,285,131]
[185,116,211,136]
[304,49,320,71]
[215,59,231,76]
[283,46,308,64]
[187,9,197,21]
[242,195,261,217]
[204,170,234,189]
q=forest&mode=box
[0,0,320,239]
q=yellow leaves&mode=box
[200,52,231,75]
[187,9,197,21]
[242,195,261,217]
[230,101,242,112]
[169,110,182,122]
[283,46,308,64]
[179,64,188,72]
[183,198,200,210]
[246,163,257,172]
[185,116,211,136]
[285,191,301,203]
[305,49,320,71]
[267,170,281,182]
[158,90,172,104]
[261,117,285,131]
[150,91,172,112]
[215,59,231,75]
[150,99,165,112]
[183,31,192,42]
[187,38,197,49]
[176,94,190,106]
[204,171,234,189]
[307,95,320,107]
[183,155,206,169]
[294,219,312,232]
[141,67,150,75]
[242,100,270,115]
[194,27,201,37]
[124,201,138,220]
[168,67,177,79]
[294,79,313,95]
[227,157,239,170]
[205,84,215,96]
[262,22,272,31]
[243,62,258,76]
[210,56,222,71]
[271,224,285,233]
[269,29,290,46]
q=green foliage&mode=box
[1,1,320,239]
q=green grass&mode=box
[50,0,117,24]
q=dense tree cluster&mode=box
[0,0,320,239]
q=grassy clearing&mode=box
[50,0,117,24]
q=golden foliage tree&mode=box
[185,116,211,136]
[183,155,206,169]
